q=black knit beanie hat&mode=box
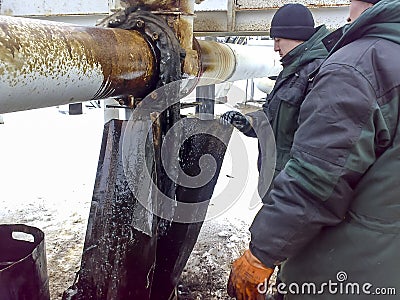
[270,3,315,41]
[360,0,380,3]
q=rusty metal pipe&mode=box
[120,0,199,77]
[0,15,157,114]
[197,39,278,86]
[0,11,277,114]
[196,40,236,86]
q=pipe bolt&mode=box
[151,32,159,41]
[150,92,158,100]
[136,19,145,28]
[108,19,122,27]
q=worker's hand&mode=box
[220,111,251,132]
[227,249,274,300]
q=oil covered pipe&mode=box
[197,40,278,86]
[119,0,198,77]
[0,15,157,114]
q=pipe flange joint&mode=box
[99,8,184,88]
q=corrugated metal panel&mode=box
[194,11,228,32]
[235,7,347,33]
[0,0,109,16]
[194,0,349,35]
[194,6,348,35]
[0,0,350,35]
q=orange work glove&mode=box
[227,249,274,300]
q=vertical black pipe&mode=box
[195,85,215,120]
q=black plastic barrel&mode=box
[0,224,50,300]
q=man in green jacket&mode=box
[221,3,330,200]
[228,0,400,299]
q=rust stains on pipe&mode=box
[195,39,279,86]
[166,15,199,77]
[83,26,157,99]
[121,0,196,77]
[0,16,157,114]
[196,40,236,86]
[120,1,197,77]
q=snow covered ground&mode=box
[0,101,263,299]
[0,106,103,299]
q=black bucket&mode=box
[0,224,50,300]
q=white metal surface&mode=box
[31,15,106,26]
[195,0,227,11]
[227,43,280,82]
[0,17,104,113]
[0,0,350,34]
[0,0,349,16]
[255,77,275,94]
[0,66,103,114]
[0,0,110,16]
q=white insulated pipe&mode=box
[227,43,277,82]
[197,40,279,86]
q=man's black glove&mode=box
[220,111,251,132]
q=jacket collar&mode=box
[329,0,400,55]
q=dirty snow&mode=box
[0,102,263,299]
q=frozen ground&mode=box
[0,107,103,299]
[0,103,263,299]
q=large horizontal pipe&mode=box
[197,40,278,86]
[0,15,278,114]
[0,16,157,114]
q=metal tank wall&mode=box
[0,0,349,33]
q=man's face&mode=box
[347,0,373,23]
[273,38,303,58]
